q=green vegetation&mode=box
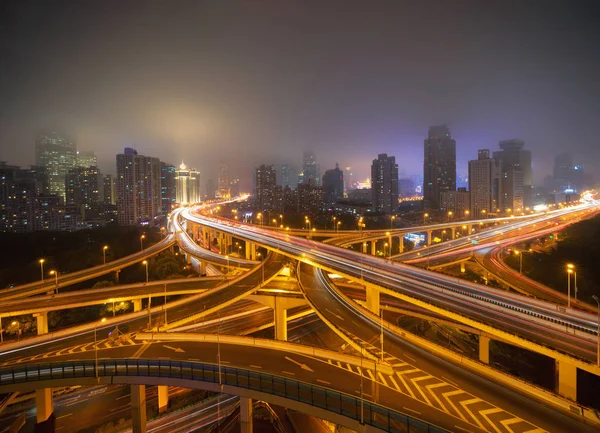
[504,214,600,304]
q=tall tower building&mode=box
[493,139,531,210]
[35,132,78,200]
[322,163,344,206]
[302,151,320,186]
[175,161,201,204]
[423,125,456,210]
[116,148,161,226]
[553,153,573,191]
[76,150,97,168]
[65,166,104,208]
[344,166,353,193]
[217,163,230,198]
[280,164,298,190]
[468,149,501,218]
[103,174,116,205]
[371,154,399,214]
[255,164,277,212]
[160,162,176,214]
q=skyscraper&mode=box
[175,162,201,204]
[255,164,277,212]
[468,149,501,218]
[160,162,176,214]
[493,139,532,209]
[116,148,161,226]
[553,153,573,191]
[103,174,116,205]
[322,163,344,206]
[280,164,298,190]
[35,132,78,200]
[76,150,97,168]
[423,125,456,210]
[302,151,320,186]
[65,166,104,208]
[371,154,399,214]
[217,163,230,198]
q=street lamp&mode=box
[448,211,453,222]
[390,215,396,230]
[103,246,109,265]
[11,321,20,340]
[337,221,341,233]
[482,209,487,219]
[95,317,107,377]
[384,242,389,258]
[225,255,229,277]
[257,252,264,286]
[49,270,58,294]
[39,259,45,281]
[567,264,574,308]
[592,295,599,367]
[514,250,523,274]
[257,213,263,227]
[423,213,429,225]
[464,210,470,220]
[140,234,146,251]
[142,260,149,284]
[272,218,277,227]
[279,214,283,227]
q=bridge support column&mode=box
[274,297,288,341]
[131,384,147,433]
[451,227,456,239]
[479,336,490,364]
[115,270,120,284]
[365,286,380,315]
[133,299,142,312]
[185,254,192,265]
[34,312,48,335]
[35,388,53,424]
[467,224,473,234]
[240,397,253,433]
[556,360,577,401]
[200,260,207,276]
[427,231,433,246]
[158,385,169,414]
[370,241,376,256]
[399,236,404,253]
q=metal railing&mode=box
[0,359,448,433]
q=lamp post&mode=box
[567,264,574,308]
[257,213,262,227]
[360,342,364,424]
[482,209,487,219]
[110,298,116,317]
[384,242,389,258]
[279,214,283,228]
[103,246,109,265]
[423,213,429,225]
[333,216,337,230]
[49,270,58,294]
[592,295,599,367]
[39,259,45,282]
[140,234,146,251]
[95,317,107,377]
[380,309,384,361]
[142,260,149,283]
[515,251,523,274]
[361,242,367,280]
[448,211,453,222]
[257,253,264,286]
[464,210,470,220]
[225,255,229,277]
[390,215,396,230]
[337,221,341,233]
[12,321,20,340]
[272,218,277,227]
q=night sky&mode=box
[1,1,599,188]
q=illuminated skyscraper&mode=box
[302,151,320,186]
[217,163,230,198]
[116,148,161,226]
[493,139,531,210]
[423,125,456,210]
[65,166,103,208]
[322,163,344,206]
[371,154,398,214]
[76,150,97,168]
[255,164,277,212]
[160,162,176,213]
[175,161,201,204]
[35,132,77,200]
[468,149,501,218]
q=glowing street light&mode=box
[514,250,523,274]
[390,215,396,230]
[103,245,109,264]
[39,259,45,282]
[567,264,575,308]
[49,270,58,294]
[95,317,107,377]
[140,234,146,251]
[423,213,429,225]
[448,211,453,222]
[257,213,263,227]
[257,252,264,286]
[142,260,149,284]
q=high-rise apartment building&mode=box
[468,149,501,218]
[280,164,298,190]
[493,139,531,209]
[76,150,97,168]
[65,166,104,208]
[553,153,573,191]
[302,151,320,186]
[423,125,456,210]
[255,164,277,212]
[175,162,201,204]
[217,163,230,198]
[160,163,176,214]
[116,148,161,226]
[35,132,78,200]
[205,179,216,200]
[322,163,344,206]
[371,153,398,214]
[297,181,323,214]
[344,166,353,193]
[229,178,241,198]
[103,175,116,205]
[440,187,470,216]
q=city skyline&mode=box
[1,2,600,188]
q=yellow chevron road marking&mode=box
[479,408,504,433]
[459,399,486,430]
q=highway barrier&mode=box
[0,359,449,433]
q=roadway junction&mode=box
[1,198,600,432]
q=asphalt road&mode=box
[298,262,599,433]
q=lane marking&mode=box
[403,354,416,363]
[377,372,389,387]
[317,379,331,385]
[56,413,73,420]
[441,376,459,388]
[281,371,295,376]
[453,426,474,433]
[388,375,401,392]
[441,389,468,422]
[402,407,421,415]
[459,399,486,430]
[479,408,504,433]
[249,365,262,369]
[116,394,129,401]
[395,372,416,399]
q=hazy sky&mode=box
[1,1,599,188]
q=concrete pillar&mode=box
[115,270,120,284]
[131,384,147,433]
[251,245,257,261]
[460,262,466,273]
[467,224,473,234]
[240,397,253,433]
[219,233,225,254]
[365,286,380,315]
[427,231,433,246]
[245,241,252,260]
[200,261,207,276]
[274,297,288,341]
[157,385,169,414]
[479,336,490,364]
[34,312,48,335]
[451,227,456,239]
[556,360,577,401]
[133,299,142,312]
[186,254,192,265]
[35,388,53,424]
[370,241,376,256]
[399,236,404,253]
